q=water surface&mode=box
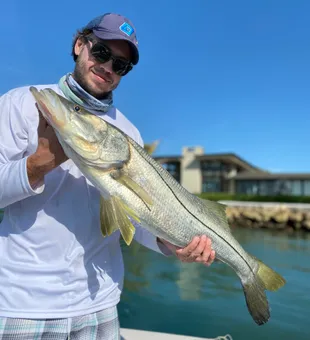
[118,228,310,340]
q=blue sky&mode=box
[1,0,309,172]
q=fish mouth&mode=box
[30,87,67,129]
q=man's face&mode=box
[73,36,132,99]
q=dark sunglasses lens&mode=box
[112,59,132,76]
[90,42,133,76]
[90,43,111,63]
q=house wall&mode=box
[181,146,204,193]
[156,148,310,196]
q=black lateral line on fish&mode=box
[113,145,152,213]
[127,140,151,212]
[129,138,255,276]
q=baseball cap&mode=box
[83,13,139,65]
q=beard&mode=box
[72,56,119,100]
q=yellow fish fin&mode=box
[100,196,140,246]
[115,174,153,207]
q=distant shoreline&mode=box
[219,200,310,210]
[1,202,309,232]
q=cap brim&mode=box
[93,30,139,65]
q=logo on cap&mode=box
[119,22,134,37]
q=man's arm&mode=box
[133,224,172,255]
[0,93,67,209]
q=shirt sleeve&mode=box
[133,222,172,256]
[0,92,44,209]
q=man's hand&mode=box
[159,235,216,266]
[27,109,68,188]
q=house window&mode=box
[258,180,276,196]
[202,176,221,192]
[162,162,181,182]
[236,180,259,195]
[273,180,302,196]
[201,161,223,172]
[304,180,310,195]
[236,179,305,196]
[291,180,302,196]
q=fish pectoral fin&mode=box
[113,174,153,208]
[200,198,231,231]
[100,196,140,246]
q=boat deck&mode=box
[120,328,233,340]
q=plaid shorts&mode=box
[0,306,120,340]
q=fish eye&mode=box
[74,106,80,112]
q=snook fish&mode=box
[30,86,286,326]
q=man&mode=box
[0,13,215,339]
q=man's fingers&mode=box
[204,249,216,266]
[175,235,216,266]
[200,237,212,262]
[189,235,208,259]
[176,236,200,257]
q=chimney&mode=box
[181,146,204,194]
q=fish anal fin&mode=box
[100,196,139,246]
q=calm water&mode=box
[118,228,310,340]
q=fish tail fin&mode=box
[255,258,286,292]
[242,258,286,325]
[242,276,270,326]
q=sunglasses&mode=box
[88,40,133,76]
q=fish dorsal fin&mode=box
[113,174,153,208]
[199,198,231,232]
[100,196,140,245]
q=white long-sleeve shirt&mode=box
[0,84,164,318]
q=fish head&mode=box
[30,86,74,132]
[30,86,130,168]
[30,86,104,137]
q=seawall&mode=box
[220,201,310,232]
